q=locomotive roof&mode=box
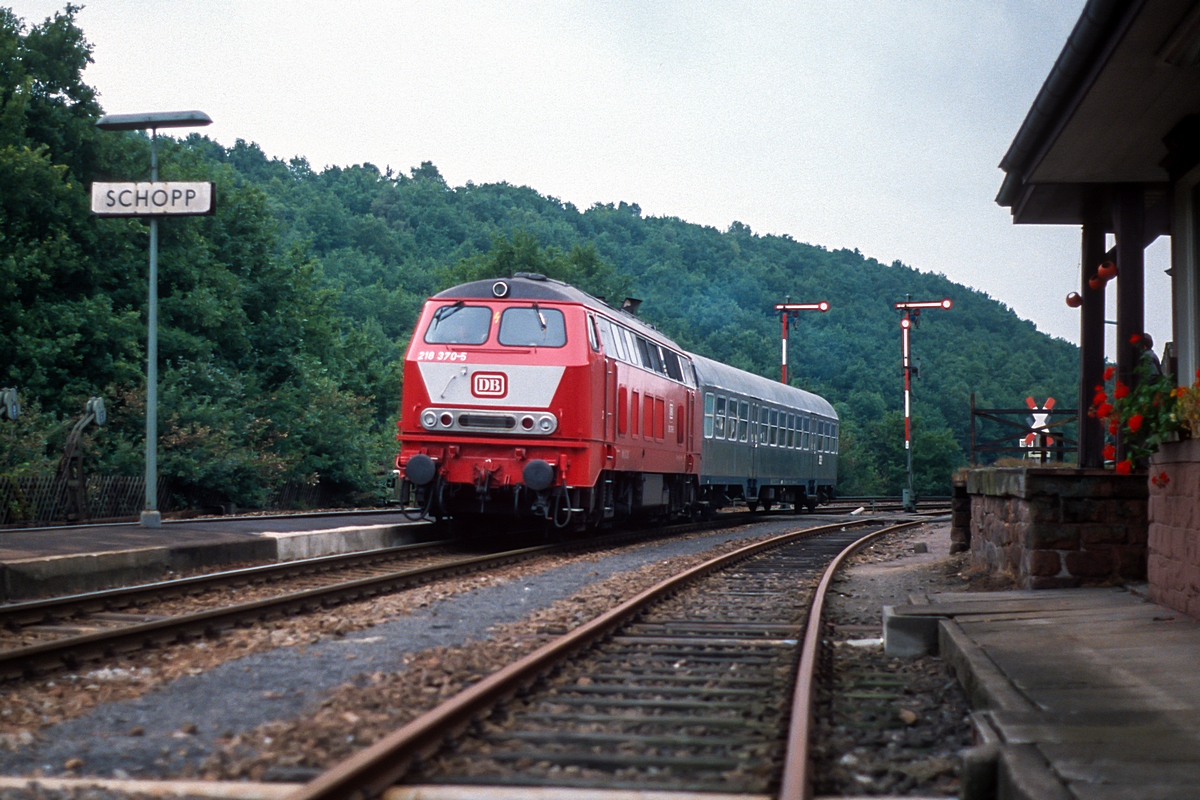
[433,274,675,347]
[689,353,838,419]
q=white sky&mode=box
[10,0,1174,356]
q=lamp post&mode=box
[893,296,952,511]
[773,299,830,384]
[94,111,213,527]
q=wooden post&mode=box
[1079,215,1107,467]
[1115,185,1145,464]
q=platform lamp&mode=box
[894,296,952,512]
[95,111,213,527]
[773,299,830,384]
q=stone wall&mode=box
[1148,439,1200,617]
[967,467,1148,589]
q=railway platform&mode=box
[889,586,1200,800]
[0,511,429,602]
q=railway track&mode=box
[286,518,929,800]
[0,510,821,682]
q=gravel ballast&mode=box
[0,516,847,782]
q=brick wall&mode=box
[1148,439,1200,617]
[967,467,1148,589]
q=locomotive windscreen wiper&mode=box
[432,300,465,327]
[532,302,547,331]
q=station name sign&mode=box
[90,182,216,217]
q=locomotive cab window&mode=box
[424,303,492,345]
[662,349,684,381]
[498,307,566,347]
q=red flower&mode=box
[1093,391,1108,406]
[1114,381,1129,399]
[1128,413,1144,432]
[1130,334,1142,345]
[1103,366,1115,380]
[1096,402,1114,419]
[1115,460,1132,475]
[1103,444,1116,460]
[1109,420,1120,435]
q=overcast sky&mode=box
[10,1,1173,357]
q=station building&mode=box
[994,0,1200,614]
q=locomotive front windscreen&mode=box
[424,304,492,345]
[498,307,567,347]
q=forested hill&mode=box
[1,7,1078,504]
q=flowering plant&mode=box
[1091,340,1182,474]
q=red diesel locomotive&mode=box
[394,273,838,529]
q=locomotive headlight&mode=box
[521,416,535,430]
[439,412,454,427]
[538,417,553,432]
[421,410,437,429]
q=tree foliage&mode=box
[1,6,1079,503]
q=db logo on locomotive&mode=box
[471,372,508,398]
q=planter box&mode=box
[967,467,1148,589]
[1148,439,1200,616]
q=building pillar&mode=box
[1079,217,1106,467]
[1115,184,1146,463]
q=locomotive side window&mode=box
[662,349,683,381]
[714,396,726,439]
[596,317,617,357]
[648,344,666,375]
[703,393,714,438]
[498,307,567,347]
[586,314,599,351]
[424,304,492,345]
[738,401,749,441]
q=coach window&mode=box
[738,401,749,441]
[833,423,839,454]
[727,400,738,439]
[714,396,726,439]
[769,410,778,446]
[786,414,794,448]
[424,304,491,345]
[759,407,769,444]
[802,416,810,450]
[499,307,566,347]
[703,393,715,438]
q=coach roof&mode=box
[689,353,837,419]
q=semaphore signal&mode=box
[773,299,830,384]
[894,296,953,511]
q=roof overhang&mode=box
[997,0,1200,229]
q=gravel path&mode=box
[812,522,975,796]
[0,516,850,782]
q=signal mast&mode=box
[894,296,953,511]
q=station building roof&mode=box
[997,0,1200,230]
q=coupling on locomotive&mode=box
[394,272,837,529]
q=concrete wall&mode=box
[1148,439,1200,616]
[967,467,1147,589]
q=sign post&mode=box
[773,299,830,384]
[93,111,213,527]
[893,296,952,511]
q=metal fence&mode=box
[0,475,173,526]
[968,393,1079,465]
